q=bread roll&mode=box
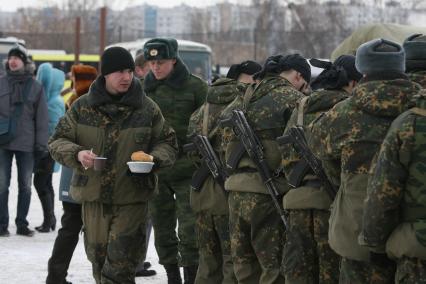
[131,151,154,162]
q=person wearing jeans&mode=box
[0,44,48,237]
[0,150,34,234]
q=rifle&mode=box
[183,135,227,191]
[276,126,337,200]
[221,110,288,229]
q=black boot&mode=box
[183,265,197,284]
[164,264,182,284]
[35,194,56,232]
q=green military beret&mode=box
[143,38,178,60]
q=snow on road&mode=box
[0,163,167,283]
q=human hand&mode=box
[77,149,97,170]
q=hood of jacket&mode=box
[88,76,144,109]
[352,76,421,117]
[49,69,65,101]
[206,78,247,105]
[144,57,191,92]
[305,89,349,114]
[248,75,294,103]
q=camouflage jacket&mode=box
[222,75,305,195]
[187,78,247,214]
[408,70,426,88]
[309,76,422,261]
[49,77,178,205]
[361,92,426,252]
[144,58,207,182]
[282,89,349,210]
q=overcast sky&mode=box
[0,0,251,12]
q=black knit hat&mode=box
[144,38,178,60]
[227,60,262,79]
[355,38,405,75]
[8,44,28,64]
[101,47,135,76]
[254,54,311,82]
[310,55,362,90]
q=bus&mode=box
[107,39,212,81]
[0,37,26,75]
[29,52,100,75]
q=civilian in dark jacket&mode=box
[0,44,48,237]
[46,64,97,284]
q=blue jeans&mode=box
[0,149,34,230]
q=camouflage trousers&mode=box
[82,201,148,284]
[395,256,426,284]
[195,211,237,284]
[229,191,285,284]
[149,179,198,266]
[339,256,396,284]
[282,209,340,284]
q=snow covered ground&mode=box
[0,163,168,283]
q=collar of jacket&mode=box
[248,75,294,102]
[143,57,191,92]
[87,76,144,108]
[360,72,408,83]
[352,76,421,117]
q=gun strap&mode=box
[297,96,309,126]
[242,83,257,111]
[202,103,210,136]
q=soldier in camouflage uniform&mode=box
[221,54,310,283]
[360,90,426,283]
[404,34,426,88]
[280,55,362,284]
[48,47,178,284]
[143,38,208,284]
[309,39,423,283]
[187,60,261,284]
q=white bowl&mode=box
[127,161,154,173]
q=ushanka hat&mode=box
[355,38,405,75]
[8,44,28,64]
[227,60,262,80]
[143,38,178,60]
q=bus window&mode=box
[179,51,211,80]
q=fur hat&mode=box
[404,34,426,60]
[8,44,28,64]
[144,38,178,60]
[355,38,405,75]
[227,60,262,79]
[101,47,135,76]
[71,65,97,96]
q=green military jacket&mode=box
[144,58,207,182]
[282,89,349,210]
[187,78,247,214]
[49,77,178,205]
[309,75,422,261]
[222,75,304,195]
[408,70,426,88]
[360,92,426,259]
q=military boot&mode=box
[183,265,198,284]
[164,264,182,284]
